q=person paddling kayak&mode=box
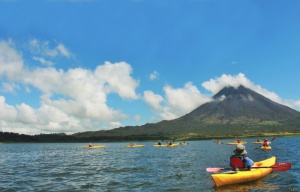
[262,139,270,147]
[230,144,254,171]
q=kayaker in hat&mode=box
[230,144,254,171]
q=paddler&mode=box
[230,144,254,171]
[262,139,269,147]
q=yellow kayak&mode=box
[82,145,105,149]
[261,146,272,150]
[211,156,276,187]
[153,144,168,147]
[167,143,180,147]
[124,144,145,148]
[226,141,247,145]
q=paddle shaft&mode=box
[206,162,291,172]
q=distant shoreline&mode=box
[0,132,299,143]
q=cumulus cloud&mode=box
[28,39,73,67]
[29,39,72,58]
[0,39,140,134]
[143,82,212,121]
[32,56,54,66]
[0,39,23,80]
[1,82,19,93]
[95,61,139,99]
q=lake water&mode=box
[0,137,299,192]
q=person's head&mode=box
[264,139,268,141]
[234,144,247,155]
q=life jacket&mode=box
[263,141,268,146]
[230,155,247,170]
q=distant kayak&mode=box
[124,144,145,148]
[261,146,272,150]
[82,145,105,149]
[226,141,247,145]
[167,143,180,147]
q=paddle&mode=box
[206,162,291,173]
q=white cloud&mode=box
[150,70,159,80]
[202,73,252,94]
[143,82,212,121]
[0,39,23,80]
[0,39,140,134]
[29,39,57,57]
[163,82,212,115]
[1,82,19,93]
[0,96,17,121]
[32,56,54,66]
[95,61,140,99]
[56,43,71,58]
[29,38,72,60]
[143,90,164,111]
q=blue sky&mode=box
[1,0,300,135]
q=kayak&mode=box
[211,156,276,187]
[82,145,105,149]
[124,144,145,148]
[153,143,180,147]
[167,143,180,147]
[252,141,263,144]
[181,142,188,145]
[153,144,168,147]
[226,141,247,145]
[261,146,272,150]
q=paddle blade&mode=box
[206,168,224,172]
[271,162,292,172]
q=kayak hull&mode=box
[124,144,145,148]
[261,146,272,150]
[211,156,276,187]
[82,145,105,149]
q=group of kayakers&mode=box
[156,140,180,146]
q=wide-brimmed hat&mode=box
[234,144,247,155]
[240,149,247,155]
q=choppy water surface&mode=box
[0,137,299,191]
